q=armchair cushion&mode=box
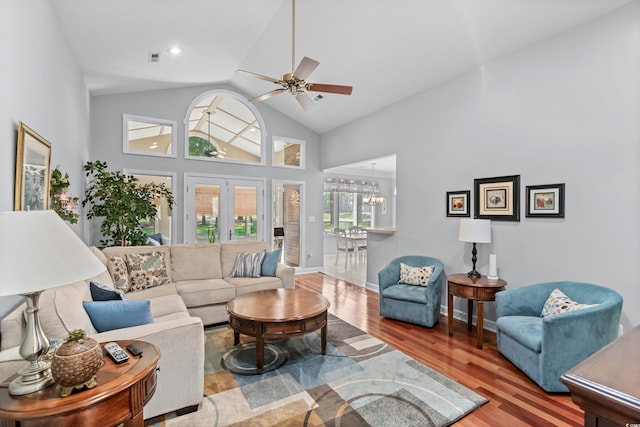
[398,263,434,286]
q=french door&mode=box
[184,175,264,243]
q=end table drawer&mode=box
[304,313,327,332]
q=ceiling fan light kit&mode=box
[237,0,352,111]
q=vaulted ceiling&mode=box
[52,0,630,134]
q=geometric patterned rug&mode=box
[145,315,488,426]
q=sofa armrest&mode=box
[1,303,26,351]
[92,316,205,419]
[275,263,295,289]
[0,346,29,383]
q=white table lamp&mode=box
[458,218,491,278]
[0,210,106,395]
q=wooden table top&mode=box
[227,288,330,322]
[0,340,159,419]
[446,273,507,288]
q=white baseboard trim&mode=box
[365,282,379,292]
[294,267,323,274]
[440,304,497,333]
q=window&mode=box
[123,114,177,157]
[272,136,305,169]
[123,170,175,243]
[185,90,266,164]
[323,183,375,234]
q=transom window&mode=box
[185,91,265,164]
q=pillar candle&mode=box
[488,254,498,279]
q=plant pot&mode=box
[51,332,103,397]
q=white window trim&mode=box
[122,114,177,158]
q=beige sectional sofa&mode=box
[0,240,294,420]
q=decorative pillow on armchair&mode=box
[541,288,597,317]
[125,251,169,292]
[398,263,435,286]
[230,251,266,278]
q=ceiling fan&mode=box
[237,0,353,111]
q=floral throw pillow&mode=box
[125,251,169,292]
[230,251,266,278]
[107,256,130,293]
[541,288,597,317]
[398,263,435,286]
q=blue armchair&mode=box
[378,256,445,328]
[495,281,623,392]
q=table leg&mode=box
[467,299,473,331]
[124,411,144,427]
[448,291,454,336]
[321,324,327,355]
[477,301,484,349]
[256,335,264,374]
[233,331,240,346]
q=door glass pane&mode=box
[233,186,257,241]
[194,184,220,243]
[132,174,173,242]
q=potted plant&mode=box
[82,160,174,247]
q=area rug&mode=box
[145,315,488,426]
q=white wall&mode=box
[90,84,324,268]
[321,2,640,329]
[0,0,92,314]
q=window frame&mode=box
[122,114,177,158]
[272,136,306,169]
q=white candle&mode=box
[488,254,498,279]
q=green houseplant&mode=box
[82,160,174,247]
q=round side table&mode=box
[447,274,507,349]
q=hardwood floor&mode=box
[295,272,583,427]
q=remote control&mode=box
[104,342,129,364]
[126,343,143,357]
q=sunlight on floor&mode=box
[322,254,366,286]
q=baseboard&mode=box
[294,266,323,274]
[365,281,379,292]
[440,304,497,333]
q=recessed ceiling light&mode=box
[168,47,182,55]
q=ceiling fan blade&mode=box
[237,70,281,84]
[295,92,315,111]
[305,83,353,95]
[249,88,287,103]
[293,56,319,80]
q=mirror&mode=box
[123,114,177,157]
[272,136,305,169]
[15,122,51,211]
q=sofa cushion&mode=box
[107,256,130,293]
[175,279,236,307]
[261,248,282,277]
[496,316,543,353]
[230,251,266,278]
[102,246,173,282]
[90,281,127,301]
[221,241,270,278]
[171,244,222,281]
[225,276,285,296]
[145,294,189,318]
[83,300,154,333]
[125,251,170,291]
[125,283,179,300]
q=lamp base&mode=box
[9,360,55,395]
[467,270,481,278]
[487,275,499,281]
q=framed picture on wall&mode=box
[446,190,470,217]
[526,183,565,218]
[14,122,52,211]
[474,175,520,221]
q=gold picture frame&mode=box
[15,122,52,211]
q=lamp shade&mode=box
[458,218,491,243]
[0,210,106,296]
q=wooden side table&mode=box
[447,274,507,349]
[0,340,159,427]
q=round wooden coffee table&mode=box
[226,288,330,374]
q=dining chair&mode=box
[334,228,356,267]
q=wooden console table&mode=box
[0,340,159,427]
[447,274,507,349]
[561,326,640,426]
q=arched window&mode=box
[185,90,266,165]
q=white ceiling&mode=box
[52,0,630,135]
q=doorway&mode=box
[184,175,265,243]
[273,181,303,268]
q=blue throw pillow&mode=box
[90,281,127,301]
[261,248,282,277]
[83,300,153,333]
[148,233,163,245]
